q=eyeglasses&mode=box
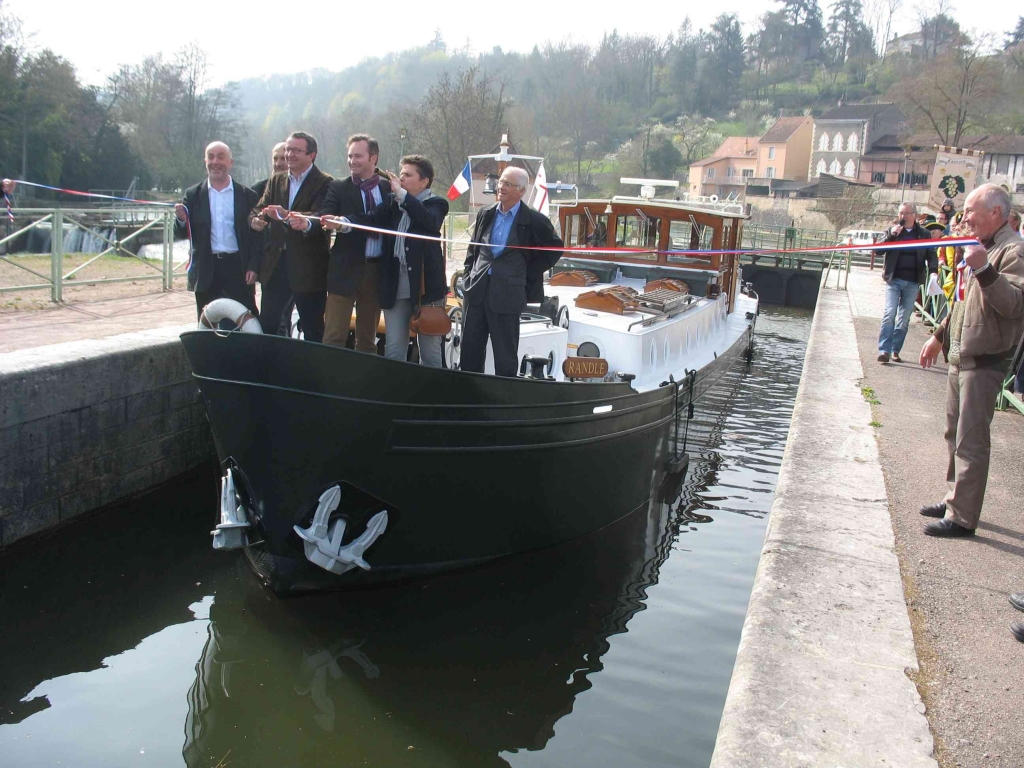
[284,148,308,155]
[496,180,522,189]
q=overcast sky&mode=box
[6,0,1013,87]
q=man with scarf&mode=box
[325,155,449,365]
[313,134,391,350]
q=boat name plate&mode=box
[563,357,609,379]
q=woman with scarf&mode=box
[331,156,449,366]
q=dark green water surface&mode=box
[0,307,811,768]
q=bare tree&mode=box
[895,34,1002,145]
[406,66,511,191]
[865,0,902,57]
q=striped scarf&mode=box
[393,188,435,267]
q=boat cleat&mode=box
[293,485,389,576]
[212,467,252,550]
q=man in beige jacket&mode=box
[919,184,1024,542]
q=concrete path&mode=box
[711,282,937,767]
[848,266,1024,768]
[0,289,197,354]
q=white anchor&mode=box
[293,485,389,575]
[211,468,251,550]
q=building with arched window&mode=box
[809,102,905,182]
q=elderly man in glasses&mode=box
[460,166,564,377]
[249,131,333,341]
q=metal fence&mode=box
[0,207,179,302]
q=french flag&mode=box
[447,161,471,201]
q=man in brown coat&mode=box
[249,131,332,341]
[919,184,1024,542]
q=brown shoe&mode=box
[877,353,890,363]
[891,352,902,362]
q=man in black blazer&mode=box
[249,132,333,342]
[175,142,261,319]
[311,134,391,350]
[248,142,291,333]
[461,166,563,376]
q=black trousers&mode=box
[194,252,257,320]
[294,291,327,343]
[259,256,295,336]
[460,301,520,377]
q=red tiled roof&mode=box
[760,117,809,144]
[713,136,758,157]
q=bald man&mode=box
[175,141,262,319]
[461,166,563,376]
[919,184,1024,540]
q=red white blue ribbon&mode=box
[310,213,981,257]
[3,178,194,273]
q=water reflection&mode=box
[0,307,811,768]
[182,488,677,767]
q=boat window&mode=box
[669,220,693,249]
[616,214,661,251]
[586,214,609,248]
[578,341,601,358]
[563,214,581,246]
[564,212,609,248]
[650,341,656,368]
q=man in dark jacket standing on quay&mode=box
[875,200,937,363]
[461,166,563,377]
[249,131,332,341]
[175,141,261,319]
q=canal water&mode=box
[0,307,811,768]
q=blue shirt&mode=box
[489,201,521,257]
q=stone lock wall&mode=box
[0,326,215,547]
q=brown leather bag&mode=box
[408,265,452,336]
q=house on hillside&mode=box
[687,137,758,199]
[809,103,906,182]
[883,31,953,59]
[687,117,816,200]
[745,116,815,198]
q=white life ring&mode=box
[709,194,719,203]
[199,298,263,333]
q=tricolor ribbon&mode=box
[3,178,194,272]
[303,212,981,258]
[3,178,983,261]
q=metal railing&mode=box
[0,207,179,302]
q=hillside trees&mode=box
[109,45,243,189]
[405,66,512,193]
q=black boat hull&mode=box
[181,324,751,592]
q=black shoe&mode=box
[1010,593,1024,613]
[878,353,890,363]
[891,352,902,362]
[924,518,975,537]
[920,502,946,518]
[1011,622,1024,643]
